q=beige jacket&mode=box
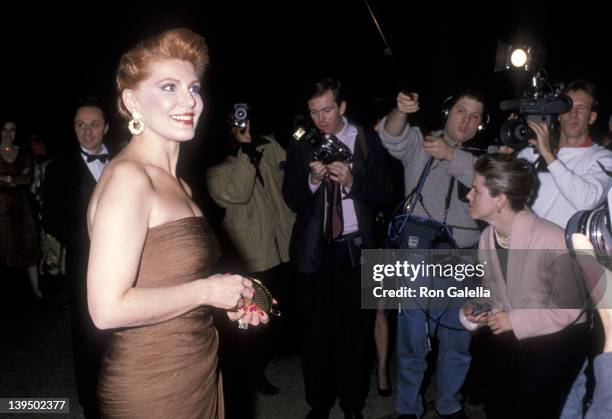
[207,136,295,272]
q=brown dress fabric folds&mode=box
[98,216,224,419]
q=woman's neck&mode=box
[130,133,181,176]
[488,209,517,239]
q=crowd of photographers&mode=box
[211,75,612,419]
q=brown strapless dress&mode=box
[98,216,224,418]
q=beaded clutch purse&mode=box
[244,277,281,317]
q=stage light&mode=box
[494,40,535,72]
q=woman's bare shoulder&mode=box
[88,157,155,225]
[95,158,154,200]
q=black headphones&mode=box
[441,93,490,132]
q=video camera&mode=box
[499,70,573,151]
[292,123,353,165]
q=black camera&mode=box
[565,201,612,270]
[292,124,353,164]
[499,71,572,151]
[231,103,248,129]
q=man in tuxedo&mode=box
[283,78,394,419]
[42,97,112,419]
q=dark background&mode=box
[2,1,610,167]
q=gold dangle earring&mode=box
[128,112,145,135]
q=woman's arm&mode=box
[87,161,252,330]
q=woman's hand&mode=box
[227,301,271,329]
[227,296,277,328]
[202,273,273,329]
[462,303,490,324]
[201,274,254,310]
[487,311,513,335]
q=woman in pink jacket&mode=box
[461,153,589,419]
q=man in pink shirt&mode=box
[283,78,394,419]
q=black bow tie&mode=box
[82,150,109,163]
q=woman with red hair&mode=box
[87,28,267,418]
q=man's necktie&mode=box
[82,150,109,163]
[326,177,343,239]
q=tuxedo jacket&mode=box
[282,123,394,274]
[42,147,106,303]
[43,148,98,249]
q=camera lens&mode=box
[235,109,246,120]
[500,119,533,151]
[565,206,612,270]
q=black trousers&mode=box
[485,322,589,419]
[297,236,375,413]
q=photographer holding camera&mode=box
[206,107,295,399]
[283,78,394,419]
[514,79,612,229]
[378,89,486,419]
[506,79,612,419]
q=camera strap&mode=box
[400,157,435,218]
[418,176,455,223]
[240,141,265,186]
[355,126,369,162]
[386,158,434,241]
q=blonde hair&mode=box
[115,28,209,120]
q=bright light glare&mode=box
[510,49,528,67]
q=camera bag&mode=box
[385,157,458,250]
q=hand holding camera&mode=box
[526,120,555,163]
[327,162,353,188]
[396,92,420,115]
[309,161,328,185]
[231,121,252,143]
